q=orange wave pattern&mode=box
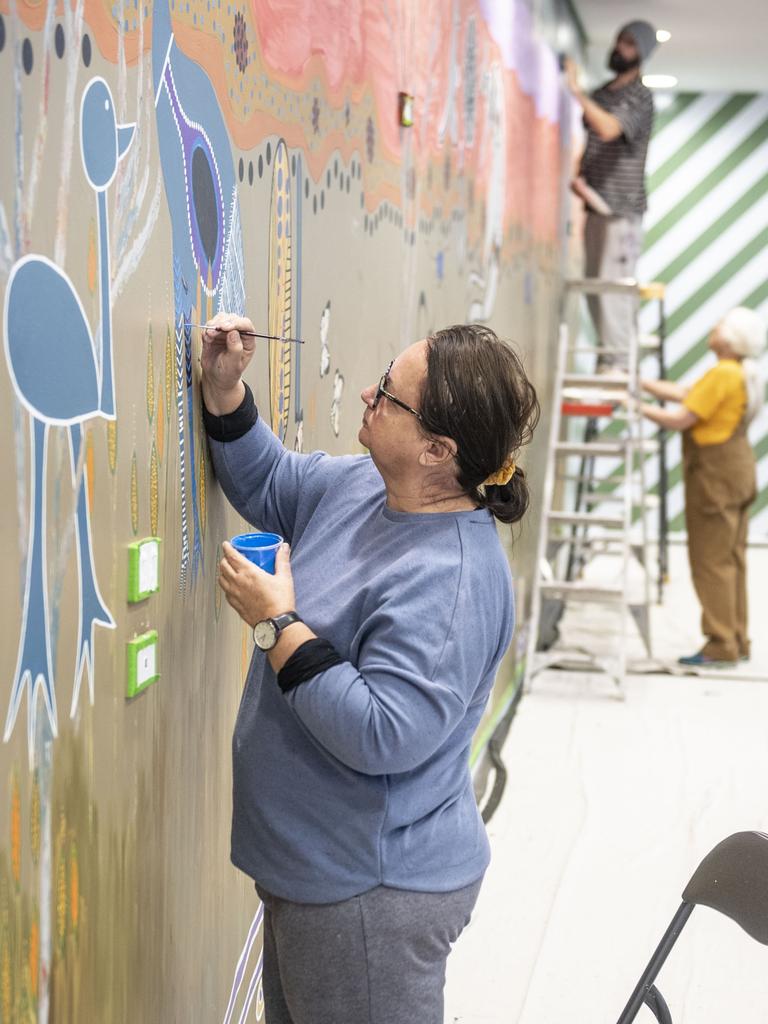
[8,0,563,244]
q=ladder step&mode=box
[582,493,661,508]
[556,441,627,457]
[581,493,627,504]
[561,402,615,417]
[549,533,639,548]
[567,338,662,356]
[555,440,660,457]
[539,581,625,602]
[640,334,661,350]
[569,347,632,355]
[548,511,625,528]
[565,276,638,296]
[557,474,596,484]
[562,375,630,389]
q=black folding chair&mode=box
[616,831,768,1023]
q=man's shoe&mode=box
[678,650,737,668]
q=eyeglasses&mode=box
[372,360,422,420]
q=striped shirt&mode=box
[580,79,654,216]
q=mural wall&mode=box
[0,1,571,1019]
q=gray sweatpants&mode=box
[255,878,482,1024]
[584,211,644,370]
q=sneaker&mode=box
[678,650,737,668]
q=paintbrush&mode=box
[185,322,305,344]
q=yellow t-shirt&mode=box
[683,359,746,445]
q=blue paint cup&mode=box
[230,532,284,574]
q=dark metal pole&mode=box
[644,984,674,1024]
[615,902,694,1024]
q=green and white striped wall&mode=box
[638,91,768,535]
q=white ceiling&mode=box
[573,0,768,93]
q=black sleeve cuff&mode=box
[277,638,344,693]
[202,382,258,442]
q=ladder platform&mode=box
[539,581,625,602]
[548,511,625,528]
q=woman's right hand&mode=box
[200,313,256,414]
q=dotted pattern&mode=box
[268,140,292,441]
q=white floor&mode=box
[445,544,768,1024]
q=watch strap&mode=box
[271,611,302,633]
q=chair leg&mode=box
[644,984,673,1024]
[615,902,694,1024]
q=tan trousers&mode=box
[584,211,644,370]
[683,428,756,661]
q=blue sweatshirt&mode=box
[209,415,515,903]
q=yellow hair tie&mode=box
[483,458,516,487]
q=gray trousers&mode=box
[584,211,644,370]
[255,878,482,1024]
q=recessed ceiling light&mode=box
[656,29,672,43]
[643,74,678,89]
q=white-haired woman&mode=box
[637,306,765,666]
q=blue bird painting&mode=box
[152,0,246,591]
[3,77,134,761]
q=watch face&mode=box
[253,619,277,651]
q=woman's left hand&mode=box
[218,542,296,627]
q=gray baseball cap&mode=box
[620,20,658,62]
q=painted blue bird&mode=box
[3,76,134,759]
[153,0,246,589]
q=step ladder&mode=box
[524,277,666,693]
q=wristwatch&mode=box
[252,611,302,651]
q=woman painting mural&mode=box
[636,307,765,667]
[200,316,539,1024]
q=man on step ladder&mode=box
[565,20,660,372]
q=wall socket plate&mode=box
[126,630,159,698]
[127,537,161,602]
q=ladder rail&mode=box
[656,293,669,602]
[525,276,663,692]
[524,319,569,692]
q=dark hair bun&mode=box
[481,467,530,525]
[420,325,539,525]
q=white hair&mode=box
[718,307,766,425]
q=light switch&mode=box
[126,630,159,697]
[127,538,161,602]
